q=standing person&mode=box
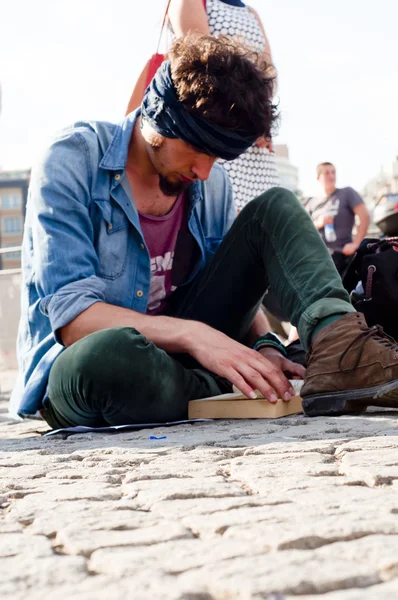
[168,0,280,211]
[306,162,370,275]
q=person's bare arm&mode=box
[248,7,276,83]
[60,302,192,352]
[243,309,271,347]
[248,7,277,148]
[352,203,370,246]
[60,302,297,402]
[168,0,210,37]
[342,204,370,256]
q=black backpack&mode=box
[343,237,398,340]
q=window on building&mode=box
[2,244,21,262]
[2,216,22,234]
[0,194,21,209]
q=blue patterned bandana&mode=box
[141,61,258,161]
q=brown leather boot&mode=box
[301,312,398,416]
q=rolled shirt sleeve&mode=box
[39,276,107,344]
[28,130,106,343]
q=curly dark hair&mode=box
[169,34,278,139]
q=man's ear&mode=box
[141,120,164,149]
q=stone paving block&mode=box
[177,552,380,597]
[123,475,248,508]
[182,504,288,540]
[0,521,23,533]
[0,532,52,558]
[178,531,398,596]
[55,521,192,556]
[0,554,87,597]
[5,491,144,526]
[291,579,398,600]
[225,451,342,497]
[314,534,398,573]
[224,513,398,550]
[89,537,271,577]
[338,448,398,487]
[336,436,398,454]
[28,503,159,537]
[1,476,123,500]
[243,439,348,456]
[32,480,123,502]
[0,464,50,481]
[13,575,185,600]
[150,495,282,518]
[122,456,222,482]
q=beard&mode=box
[158,174,190,197]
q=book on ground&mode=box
[188,380,303,419]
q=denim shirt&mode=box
[10,111,236,417]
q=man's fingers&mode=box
[281,358,306,380]
[208,341,303,404]
[238,364,280,403]
[225,367,278,404]
[225,368,257,400]
[250,356,294,401]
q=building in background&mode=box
[274,144,300,194]
[0,170,30,270]
[362,156,398,208]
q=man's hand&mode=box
[258,347,305,389]
[314,214,334,229]
[185,321,298,403]
[342,242,358,256]
[255,136,273,152]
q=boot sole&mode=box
[302,379,398,417]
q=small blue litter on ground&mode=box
[149,435,167,440]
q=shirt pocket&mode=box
[96,203,129,280]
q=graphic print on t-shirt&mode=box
[148,251,176,313]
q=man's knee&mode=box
[49,327,146,391]
[240,187,301,220]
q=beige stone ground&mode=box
[1,369,398,599]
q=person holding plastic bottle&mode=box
[306,162,370,275]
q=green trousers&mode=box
[42,188,355,429]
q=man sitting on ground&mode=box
[10,35,398,425]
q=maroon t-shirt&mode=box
[139,192,188,314]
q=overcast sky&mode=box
[1,0,397,195]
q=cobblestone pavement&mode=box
[1,370,398,599]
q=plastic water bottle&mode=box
[324,222,337,243]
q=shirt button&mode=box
[114,174,121,181]
[140,243,145,249]
[136,290,144,298]
[108,223,113,231]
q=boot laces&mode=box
[338,323,398,374]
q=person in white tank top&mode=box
[169,0,281,211]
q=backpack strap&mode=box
[307,192,336,217]
[342,237,379,293]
